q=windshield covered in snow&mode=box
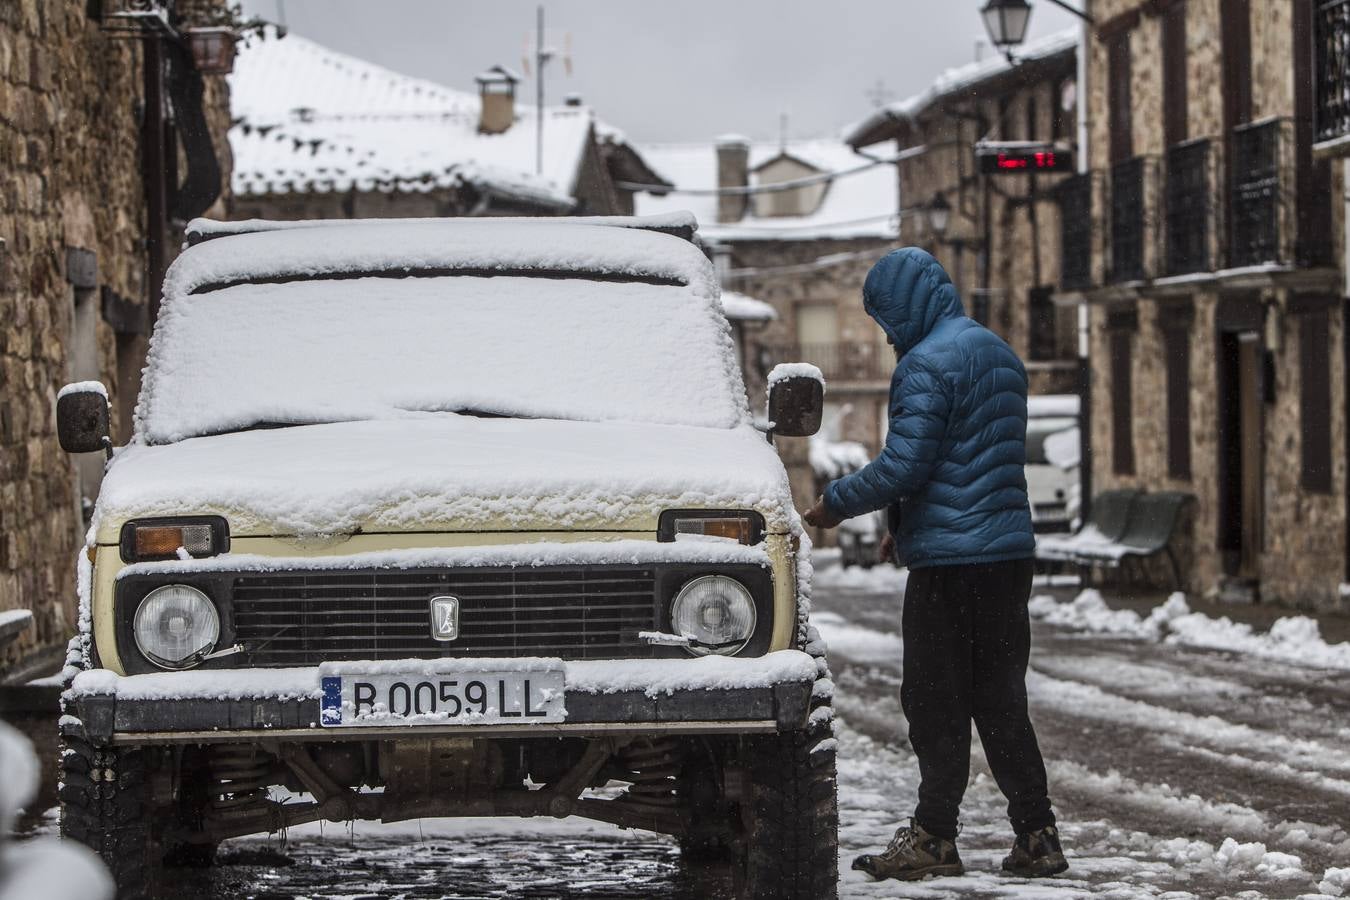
[136,274,749,444]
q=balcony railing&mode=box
[1229,118,1291,268]
[1109,157,1155,283]
[760,342,893,383]
[1315,0,1350,150]
[1057,173,1093,291]
[1165,139,1217,275]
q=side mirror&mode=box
[56,382,111,455]
[767,364,824,438]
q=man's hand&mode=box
[802,496,844,529]
[879,533,895,564]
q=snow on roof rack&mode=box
[168,219,719,302]
[184,212,700,247]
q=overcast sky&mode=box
[239,1,1079,144]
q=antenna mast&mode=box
[535,5,544,175]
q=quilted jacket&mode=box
[823,248,1035,568]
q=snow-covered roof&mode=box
[719,290,776,322]
[845,29,1078,148]
[227,31,658,208]
[634,138,898,242]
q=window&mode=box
[1220,0,1252,129]
[1162,1,1188,148]
[1028,286,1057,361]
[1108,31,1134,164]
[1161,305,1193,480]
[1107,310,1137,475]
[1052,77,1073,141]
[1298,306,1332,493]
[969,289,992,326]
[1025,94,1039,144]
[795,303,839,346]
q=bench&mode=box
[1035,491,1191,589]
[1035,489,1139,562]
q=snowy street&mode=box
[37,555,1344,899]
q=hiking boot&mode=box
[1002,825,1069,877]
[851,820,963,881]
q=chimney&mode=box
[564,92,583,107]
[715,134,750,224]
[475,65,520,135]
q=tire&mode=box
[739,723,839,899]
[59,733,164,900]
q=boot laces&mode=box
[880,823,920,861]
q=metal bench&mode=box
[1063,492,1192,589]
[1035,489,1140,563]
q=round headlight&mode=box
[670,575,756,656]
[134,585,219,669]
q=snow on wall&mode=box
[95,418,794,536]
[718,291,776,322]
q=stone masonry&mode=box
[0,0,231,675]
[1081,0,1348,610]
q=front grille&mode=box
[231,568,660,667]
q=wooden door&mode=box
[1236,333,1264,578]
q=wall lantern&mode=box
[186,26,236,75]
[927,192,952,239]
[981,0,1033,50]
[979,0,1093,57]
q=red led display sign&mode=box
[976,145,1075,174]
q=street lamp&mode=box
[981,0,1033,51]
[980,0,1094,56]
[186,26,237,74]
[927,192,952,239]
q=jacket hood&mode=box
[862,248,966,356]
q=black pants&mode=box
[900,557,1055,840]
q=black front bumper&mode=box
[68,681,814,746]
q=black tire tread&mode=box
[59,732,159,900]
[742,720,839,900]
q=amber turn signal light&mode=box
[657,510,765,546]
[119,517,229,563]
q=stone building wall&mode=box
[896,51,1080,397]
[0,0,231,675]
[1082,0,1348,610]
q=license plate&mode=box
[319,670,566,727]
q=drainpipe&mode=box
[142,36,169,325]
[1075,3,1093,525]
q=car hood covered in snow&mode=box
[92,416,795,541]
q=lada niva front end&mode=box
[55,216,838,899]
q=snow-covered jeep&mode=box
[55,215,837,899]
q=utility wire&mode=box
[617,144,927,196]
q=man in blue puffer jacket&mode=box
[804,248,1066,882]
